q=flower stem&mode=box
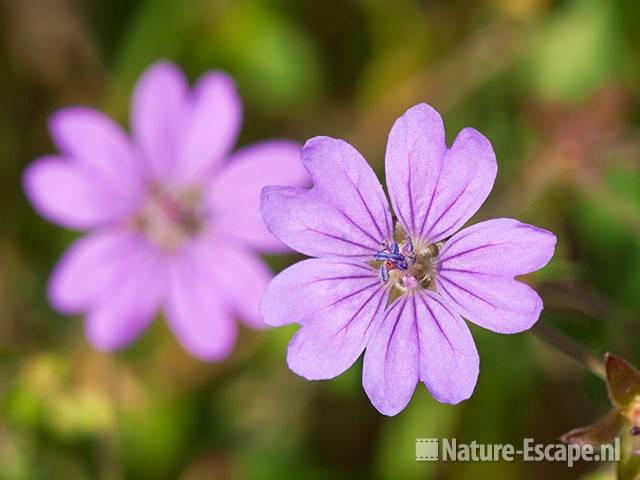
[534,322,606,380]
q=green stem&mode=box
[534,322,606,380]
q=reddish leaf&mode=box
[606,353,640,407]
[561,408,626,446]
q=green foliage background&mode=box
[1,0,640,478]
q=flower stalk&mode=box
[533,321,606,380]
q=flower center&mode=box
[371,225,442,299]
[132,184,205,250]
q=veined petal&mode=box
[166,251,237,361]
[23,157,133,229]
[260,258,380,327]
[363,297,420,416]
[385,104,496,243]
[207,141,307,252]
[285,274,388,380]
[420,128,497,242]
[363,292,478,415]
[49,107,143,196]
[175,72,242,182]
[438,218,557,277]
[385,103,446,239]
[48,230,142,314]
[436,218,556,334]
[416,293,479,404]
[85,240,165,351]
[131,61,189,179]
[261,136,393,258]
[437,272,544,334]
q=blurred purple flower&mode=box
[260,103,556,415]
[24,61,307,360]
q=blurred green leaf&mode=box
[192,1,321,110]
[525,0,625,102]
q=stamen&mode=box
[371,226,441,297]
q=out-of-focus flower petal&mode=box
[175,72,242,182]
[85,242,165,351]
[186,234,272,329]
[131,61,189,179]
[261,136,393,258]
[207,140,307,252]
[23,157,134,229]
[436,218,556,333]
[48,230,142,314]
[363,293,478,414]
[385,104,496,242]
[166,248,237,361]
[49,107,143,195]
[260,258,379,327]
[286,279,388,380]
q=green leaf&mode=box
[191,1,321,110]
[524,0,625,102]
[606,353,640,407]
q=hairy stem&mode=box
[534,322,606,380]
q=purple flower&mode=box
[260,104,556,415]
[23,61,307,360]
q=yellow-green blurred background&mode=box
[2,0,640,478]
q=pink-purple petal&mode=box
[48,230,141,314]
[363,297,420,416]
[166,253,237,361]
[385,103,446,239]
[420,128,497,243]
[385,104,497,243]
[286,281,388,380]
[23,157,130,229]
[436,272,544,334]
[207,140,307,252]
[436,218,556,334]
[49,107,143,195]
[416,293,479,404]
[260,258,379,327]
[260,136,393,258]
[438,218,557,277]
[185,235,272,329]
[363,293,478,415]
[131,61,189,179]
[85,242,165,351]
[175,72,242,182]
